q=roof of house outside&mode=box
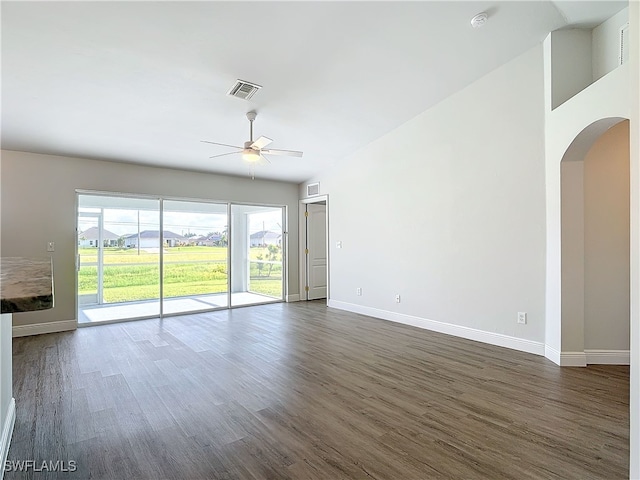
[78,226,120,240]
[250,230,281,240]
[123,230,185,239]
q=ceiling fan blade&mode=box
[262,148,303,157]
[251,136,273,149]
[209,150,242,159]
[260,154,272,164]
[201,140,243,149]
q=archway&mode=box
[560,117,630,365]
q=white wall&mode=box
[0,316,9,428]
[628,1,639,476]
[560,161,585,353]
[550,29,593,109]
[592,7,629,81]
[0,313,14,471]
[584,121,630,351]
[0,151,300,328]
[302,45,547,353]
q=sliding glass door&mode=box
[162,200,229,315]
[78,194,160,323]
[77,193,286,324]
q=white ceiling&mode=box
[1,1,626,183]
[553,0,626,27]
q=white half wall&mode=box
[628,1,639,476]
[550,29,593,109]
[0,151,300,329]
[302,45,547,352]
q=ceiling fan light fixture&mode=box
[242,148,261,163]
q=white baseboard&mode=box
[585,349,630,365]
[328,300,545,356]
[286,294,301,303]
[545,345,561,365]
[1,398,16,480]
[12,319,77,338]
[547,349,629,366]
[559,351,588,367]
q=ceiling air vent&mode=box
[306,183,320,197]
[227,79,262,100]
[619,23,629,66]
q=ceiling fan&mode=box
[202,111,303,177]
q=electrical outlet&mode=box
[395,294,401,303]
[356,287,362,296]
[47,241,55,252]
[517,312,527,324]
[336,241,342,249]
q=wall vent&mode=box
[227,79,262,100]
[306,183,320,197]
[619,23,629,66]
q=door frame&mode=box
[299,195,329,302]
[77,211,104,305]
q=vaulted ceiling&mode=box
[1,1,626,183]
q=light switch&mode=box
[336,241,342,249]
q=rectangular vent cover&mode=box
[620,23,629,66]
[227,79,262,100]
[306,183,320,197]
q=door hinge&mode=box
[304,211,309,217]
[305,286,310,292]
[305,248,309,255]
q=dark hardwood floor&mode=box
[6,301,629,479]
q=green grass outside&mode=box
[80,246,229,264]
[79,246,283,303]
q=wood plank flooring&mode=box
[6,301,629,479]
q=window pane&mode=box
[230,204,284,306]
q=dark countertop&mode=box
[0,257,54,313]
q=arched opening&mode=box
[560,118,630,364]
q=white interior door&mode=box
[306,203,327,300]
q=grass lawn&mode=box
[79,246,283,303]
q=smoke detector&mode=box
[470,12,488,28]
